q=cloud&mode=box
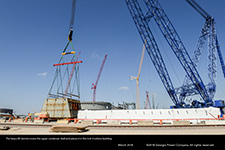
[37,72,48,77]
[91,52,100,59]
[118,86,129,90]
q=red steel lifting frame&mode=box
[53,61,82,66]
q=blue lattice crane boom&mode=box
[186,0,211,20]
[68,0,76,41]
[143,0,212,106]
[125,0,179,106]
[186,0,225,78]
[126,0,214,108]
[216,36,225,78]
[176,0,216,105]
[177,0,225,106]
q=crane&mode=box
[68,0,76,41]
[126,0,179,107]
[144,0,214,107]
[47,0,82,100]
[186,0,225,80]
[125,0,214,108]
[144,91,151,109]
[130,41,146,109]
[91,54,108,102]
[176,0,225,107]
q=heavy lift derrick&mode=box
[143,0,213,107]
[125,0,217,108]
[125,0,179,106]
[176,0,225,107]
[186,0,225,85]
[176,21,210,104]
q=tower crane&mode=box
[91,54,108,102]
[125,0,220,108]
[130,41,146,109]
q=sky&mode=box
[0,0,225,114]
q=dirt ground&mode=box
[1,126,225,135]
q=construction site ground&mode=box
[1,124,225,135]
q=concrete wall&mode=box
[77,107,220,121]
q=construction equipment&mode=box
[47,0,81,100]
[144,91,151,109]
[175,0,225,107]
[42,0,81,119]
[125,0,224,109]
[130,41,145,109]
[126,0,181,107]
[68,0,76,41]
[91,54,108,102]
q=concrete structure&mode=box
[41,98,80,118]
[78,107,220,122]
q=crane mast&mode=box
[126,0,179,106]
[91,54,108,102]
[216,36,225,78]
[130,42,146,109]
